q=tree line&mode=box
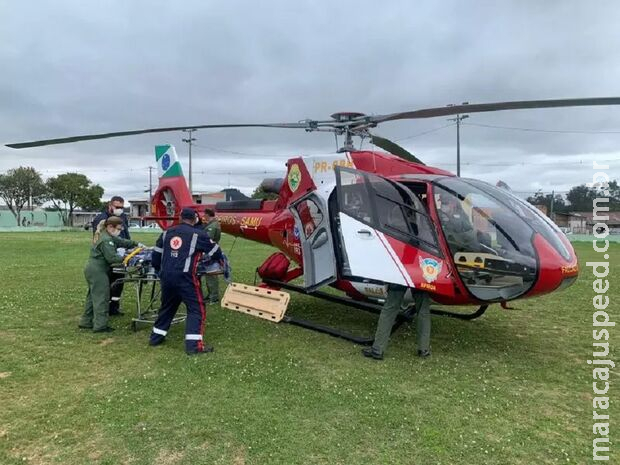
[0,167,103,226]
[2,165,618,227]
[526,180,620,213]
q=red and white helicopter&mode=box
[8,98,618,342]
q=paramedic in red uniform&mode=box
[149,208,223,355]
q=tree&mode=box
[251,185,279,200]
[0,167,46,226]
[46,173,104,226]
[565,184,597,211]
[607,180,620,211]
[563,180,620,212]
[526,191,568,215]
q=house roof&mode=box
[568,211,620,223]
[221,188,249,200]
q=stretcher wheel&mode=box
[131,321,138,332]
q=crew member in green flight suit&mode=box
[79,216,140,332]
[362,286,432,360]
[201,209,222,304]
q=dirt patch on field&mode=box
[233,449,247,465]
[98,338,115,346]
[154,449,185,465]
[9,444,59,465]
[0,372,12,379]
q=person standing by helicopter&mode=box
[201,208,222,305]
[79,216,139,332]
[92,196,132,316]
[149,208,223,355]
[362,286,432,360]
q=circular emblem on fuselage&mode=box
[170,236,183,250]
[419,257,442,283]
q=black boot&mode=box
[187,344,215,355]
[93,326,115,333]
[361,346,384,360]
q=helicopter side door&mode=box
[290,193,337,291]
[333,166,440,286]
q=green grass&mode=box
[0,232,617,464]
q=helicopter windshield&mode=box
[432,177,545,302]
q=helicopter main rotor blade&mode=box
[8,97,620,149]
[371,97,620,124]
[5,122,313,149]
[369,134,425,165]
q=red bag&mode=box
[257,252,290,280]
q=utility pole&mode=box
[182,129,197,193]
[550,189,555,222]
[447,103,469,177]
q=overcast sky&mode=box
[1,0,619,203]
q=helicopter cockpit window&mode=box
[295,198,323,238]
[432,178,539,302]
[336,167,440,255]
[466,179,571,261]
[368,179,439,254]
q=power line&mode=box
[436,159,620,167]
[462,122,620,134]
[192,143,276,158]
[394,123,455,142]
[1,158,618,177]
[193,142,359,158]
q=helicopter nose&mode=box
[527,233,578,297]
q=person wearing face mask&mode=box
[80,216,139,333]
[92,196,131,316]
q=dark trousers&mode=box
[109,270,124,314]
[149,274,207,353]
[372,284,431,354]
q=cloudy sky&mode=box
[1,0,619,202]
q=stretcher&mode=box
[111,248,186,331]
[112,247,231,331]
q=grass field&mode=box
[0,232,617,464]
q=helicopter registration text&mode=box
[313,158,354,173]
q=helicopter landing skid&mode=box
[263,279,418,345]
[430,305,489,320]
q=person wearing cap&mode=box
[200,209,222,304]
[92,195,132,316]
[79,216,139,332]
[149,208,224,355]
